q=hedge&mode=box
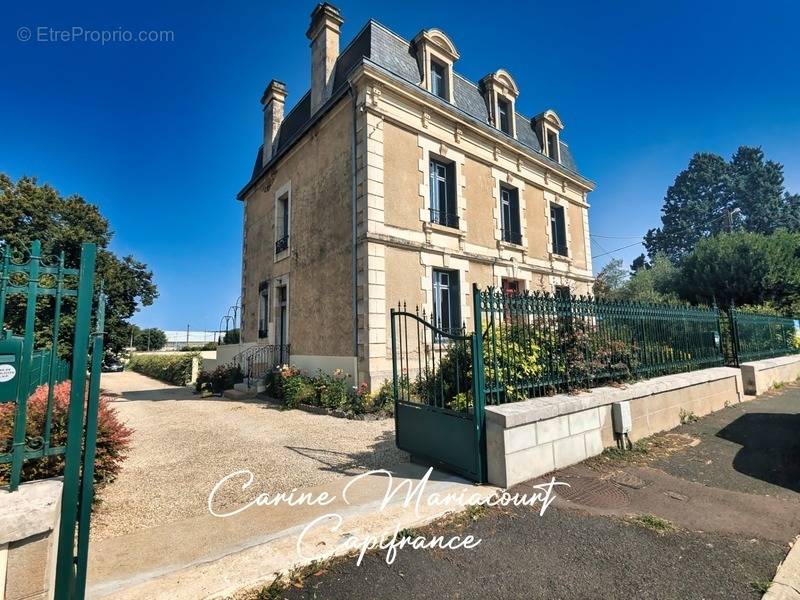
[0,381,133,489]
[127,353,196,386]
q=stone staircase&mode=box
[222,344,289,398]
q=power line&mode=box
[591,234,643,240]
[591,241,644,259]
[590,210,737,260]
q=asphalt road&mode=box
[277,385,800,600]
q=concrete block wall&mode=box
[740,355,800,395]
[486,367,744,488]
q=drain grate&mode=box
[557,476,631,509]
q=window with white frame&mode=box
[497,98,512,135]
[275,193,289,254]
[550,203,568,257]
[500,185,521,245]
[546,129,560,162]
[429,158,458,228]
[431,59,448,100]
[432,269,461,334]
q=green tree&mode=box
[729,147,787,234]
[134,328,167,351]
[0,174,158,355]
[592,258,626,299]
[645,147,799,261]
[618,253,680,303]
[644,153,731,261]
[677,231,800,312]
[629,253,648,274]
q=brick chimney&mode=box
[261,79,287,164]
[307,3,343,114]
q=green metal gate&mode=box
[390,293,487,483]
[0,240,105,599]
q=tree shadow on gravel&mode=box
[284,429,404,476]
[717,412,800,493]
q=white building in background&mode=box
[163,330,219,350]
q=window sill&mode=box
[424,221,465,238]
[498,240,525,252]
[549,252,571,263]
[274,249,290,263]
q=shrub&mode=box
[414,327,541,407]
[282,374,317,408]
[195,364,243,394]
[0,382,133,490]
[373,378,399,416]
[128,353,196,386]
[315,369,351,410]
[483,326,541,402]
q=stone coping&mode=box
[741,354,800,371]
[485,367,742,429]
[0,478,62,545]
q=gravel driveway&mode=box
[91,371,406,540]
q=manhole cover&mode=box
[610,471,651,490]
[556,476,630,508]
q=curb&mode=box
[765,535,800,599]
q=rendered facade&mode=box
[237,3,596,387]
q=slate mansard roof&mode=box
[242,20,589,196]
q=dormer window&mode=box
[479,69,519,138]
[413,29,459,103]
[534,109,565,165]
[431,59,448,99]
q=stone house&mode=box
[236,3,596,388]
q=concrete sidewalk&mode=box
[765,536,800,600]
[87,463,498,599]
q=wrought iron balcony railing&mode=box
[275,235,289,254]
[429,209,459,229]
[502,229,522,245]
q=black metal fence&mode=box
[477,287,726,404]
[728,309,798,364]
[390,287,799,410]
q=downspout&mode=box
[348,83,359,372]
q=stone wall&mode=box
[241,100,354,361]
[739,355,800,395]
[0,479,62,600]
[486,367,744,488]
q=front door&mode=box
[501,277,521,295]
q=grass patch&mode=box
[749,579,772,594]
[629,514,675,534]
[397,527,415,540]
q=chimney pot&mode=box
[307,3,343,114]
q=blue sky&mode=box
[2,1,799,330]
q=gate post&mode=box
[471,284,487,483]
[728,302,740,367]
[54,243,97,600]
[390,307,399,448]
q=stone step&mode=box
[222,388,256,401]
